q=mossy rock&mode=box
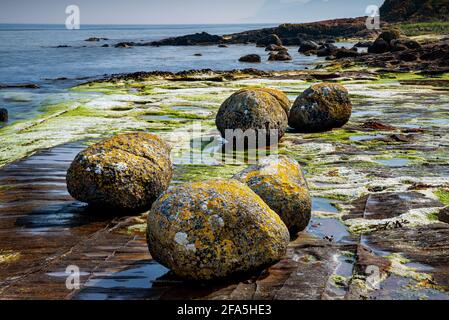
[67,132,172,213]
[215,89,289,141]
[146,179,289,280]
[288,83,352,132]
[233,155,311,235]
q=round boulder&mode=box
[268,52,292,61]
[233,155,311,235]
[67,132,172,212]
[368,38,391,54]
[146,179,290,280]
[216,88,289,140]
[289,83,352,132]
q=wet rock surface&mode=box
[0,70,448,300]
[238,54,261,63]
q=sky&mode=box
[0,0,385,24]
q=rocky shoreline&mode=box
[1,60,448,298]
[1,0,448,300]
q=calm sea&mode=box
[0,24,330,123]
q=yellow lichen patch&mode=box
[0,250,21,264]
[234,155,311,234]
[236,87,291,115]
[216,88,288,139]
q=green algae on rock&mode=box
[233,155,311,235]
[289,83,352,132]
[146,179,289,280]
[215,88,289,141]
[67,132,172,213]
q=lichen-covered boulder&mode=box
[216,88,289,140]
[288,83,352,132]
[233,155,311,235]
[146,179,289,280]
[257,34,283,47]
[67,132,172,212]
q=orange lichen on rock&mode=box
[234,155,311,235]
[146,179,289,280]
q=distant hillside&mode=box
[380,0,449,22]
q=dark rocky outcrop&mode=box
[233,155,311,235]
[265,44,288,52]
[239,54,261,63]
[354,41,373,48]
[380,0,449,23]
[115,42,134,48]
[289,83,352,132]
[439,206,449,224]
[149,17,376,47]
[334,48,360,59]
[353,37,449,73]
[0,83,39,89]
[256,34,283,47]
[146,179,289,280]
[268,51,292,61]
[298,40,319,53]
[0,108,8,122]
[85,37,108,42]
[368,38,391,54]
[216,88,289,140]
[151,32,223,46]
[317,43,338,57]
[66,133,172,213]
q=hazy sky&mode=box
[0,0,384,24]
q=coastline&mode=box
[1,1,449,299]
